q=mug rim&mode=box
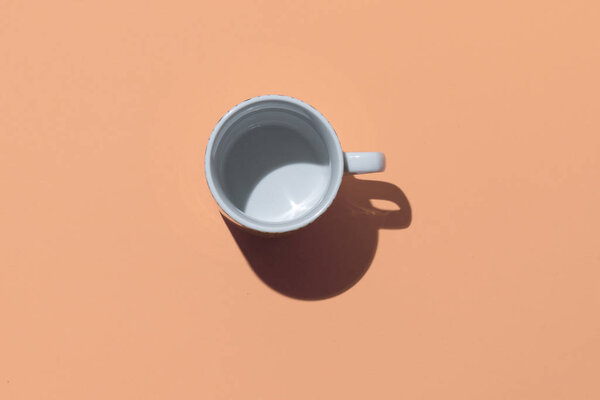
[204,95,344,233]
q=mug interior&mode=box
[206,96,343,232]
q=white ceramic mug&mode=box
[205,95,385,233]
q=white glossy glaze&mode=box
[205,95,385,233]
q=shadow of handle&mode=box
[355,179,412,230]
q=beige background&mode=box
[1,0,599,399]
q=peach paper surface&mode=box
[1,1,599,399]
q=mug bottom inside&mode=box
[221,123,331,224]
[243,162,329,223]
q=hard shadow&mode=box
[223,175,412,300]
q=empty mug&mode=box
[205,95,385,233]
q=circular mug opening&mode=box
[206,96,343,232]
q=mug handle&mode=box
[344,152,386,174]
